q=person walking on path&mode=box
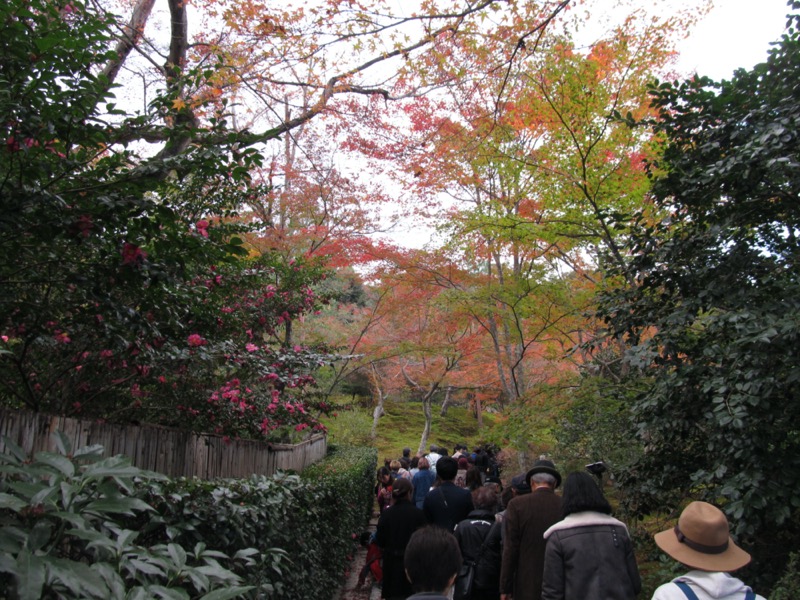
[412,457,436,509]
[541,471,641,600]
[427,444,442,474]
[650,501,765,600]
[376,466,395,514]
[375,478,427,600]
[404,526,463,600]
[499,459,563,600]
[423,456,474,531]
[454,486,503,600]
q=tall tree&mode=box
[595,3,800,587]
[344,4,689,418]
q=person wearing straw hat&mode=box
[651,501,765,600]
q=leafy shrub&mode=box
[0,433,254,600]
[770,551,800,600]
[140,445,377,599]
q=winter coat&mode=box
[541,511,641,600]
[423,481,474,531]
[499,487,562,600]
[375,498,427,600]
[454,509,502,600]
[413,469,436,508]
[651,571,766,600]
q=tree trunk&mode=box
[370,363,386,439]
[371,400,385,439]
[419,394,433,454]
[440,385,453,416]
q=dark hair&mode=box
[501,486,514,509]
[561,471,611,517]
[436,456,458,481]
[404,526,462,592]
[392,477,413,499]
[410,456,420,469]
[465,466,483,491]
[472,486,498,511]
[377,466,393,482]
[438,447,449,457]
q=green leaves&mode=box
[593,4,800,588]
[0,434,254,599]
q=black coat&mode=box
[454,509,502,600]
[375,498,427,600]
[422,481,474,531]
[541,513,641,600]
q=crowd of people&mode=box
[364,443,763,600]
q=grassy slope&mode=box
[320,398,498,463]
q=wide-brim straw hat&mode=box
[525,459,562,489]
[654,501,751,572]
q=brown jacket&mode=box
[499,487,562,600]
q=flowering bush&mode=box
[173,345,334,443]
[0,0,337,441]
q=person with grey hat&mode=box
[651,501,765,600]
[499,459,563,600]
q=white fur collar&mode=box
[543,511,629,539]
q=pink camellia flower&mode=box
[245,343,259,353]
[196,220,210,238]
[187,333,206,347]
[1,335,8,343]
[121,242,147,266]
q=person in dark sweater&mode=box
[422,456,474,531]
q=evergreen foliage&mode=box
[595,2,800,588]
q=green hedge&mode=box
[141,445,377,599]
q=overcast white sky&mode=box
[675,0,790,79]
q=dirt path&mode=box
[335,513,381,600]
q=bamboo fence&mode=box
[0,408,327,480]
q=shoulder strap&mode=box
[675,582,700,600]
[472,521,497,565]
[745,592,755,600]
